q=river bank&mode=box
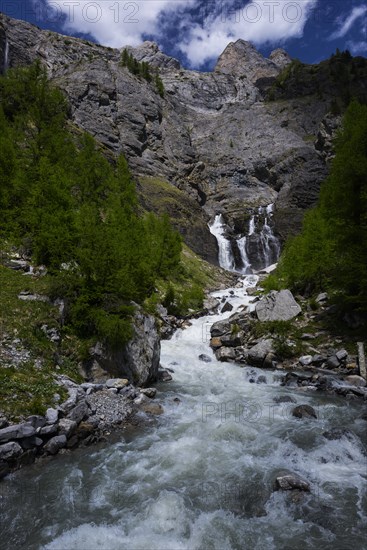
[0,275,366,549]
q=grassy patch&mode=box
[0,265,83,419]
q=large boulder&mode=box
[88,306,160,387]
[247,339,274,367]
[256,290,301,322]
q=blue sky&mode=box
[1,1,366,69]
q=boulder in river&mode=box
[247,339,274,367]
[292,404,317,419]
[256,290,301,322]
[274,471,310,492]
[198,354,212,363]
[215,347,236,362]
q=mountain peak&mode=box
[215,39,287,82]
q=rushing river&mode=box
[1,278,366,550]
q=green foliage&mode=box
[0,62,181,349]
[267,101,367,312]
[120,48,164,97]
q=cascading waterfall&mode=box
[3,37,9,72]
[209,204,280,274]
[209,214,236,271]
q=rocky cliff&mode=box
[1,13,366,260]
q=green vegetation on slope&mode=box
[265,101,367,314]
[267,50,367,111]
[120,48,165,97]
[0,61,181,349]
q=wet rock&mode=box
[256,375,267,384]
[75,422,95,440]
[158,368,173,382]
[0,423,36,443]
[263,352,277,369]
[344,375,366,387]
[45,408,59,425]
[198,354,212,363]
[141,403,164,415]
[58,418,77,438]
[210,337,222,350]
[322,428,355,441]
[0,441,23,461]
[43,435,67,455]
[247,339,274,367]
[273,395,297,404]
[292,404,317,419]
[105,378,129,389]
[17,449,37,467]
[256,290,301,322]
[215,347,236,362]
[221,302,233,314]
[203,296,220,312]
[274,471,310,492]
[210,319,231,337]
[140,388,157,398]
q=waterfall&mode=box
[209,204,280,274]
[236,236,251,273]
[258,203,281,267]
[209,214,236,271]
[3,38,9,72]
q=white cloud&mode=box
[178,0,318,67]
[329,5,367,40]
[44,0,188,48]
[346,40,367,56]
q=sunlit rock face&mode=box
[2,13,365,256]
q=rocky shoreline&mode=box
[1,273,366,481]
[205,281,367,401]
[0,371,174,480]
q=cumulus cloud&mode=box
[178,0,318,67]
[329,5,367,40]
[43,0,188,47]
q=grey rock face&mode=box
[89,306,160,386]
[0,12,350,255]
[256,290,301,322]
[247,339,274,367]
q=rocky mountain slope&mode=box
[1,13,366,261]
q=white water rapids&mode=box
[1,278,366,549]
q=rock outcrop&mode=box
[1,13,365,254]
[87,306,160,386]
[256,290,301,322]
